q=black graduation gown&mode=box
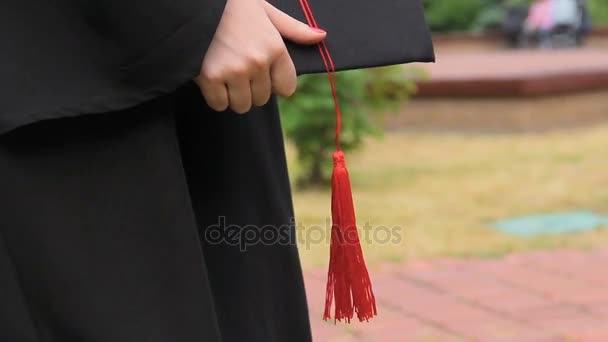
[0,85,312,342]
[1,1,312,341]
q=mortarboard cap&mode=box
[275,0,435,74]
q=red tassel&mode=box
[297,0,377,323]
[323,151,377,323]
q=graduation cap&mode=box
[279,0,435,74]
[273,0,435,323]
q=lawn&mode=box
[289,124,608,270]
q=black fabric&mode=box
[0,84,312,342]
[276,0,435,74]
[0,2,434,340]
[0,0,227,135]
[1,0,434,135]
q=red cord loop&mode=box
[298,0,342,150]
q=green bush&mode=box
[472,4,506,32]
[425,0,608,33]
[424,0,502,33]
[279,67,421,188]
[589,0,608,26]
[424,0,484,32]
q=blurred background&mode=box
[280,0,608,340]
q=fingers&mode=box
[199,71,272,113]
[196,0,314,113]
[251,67,272,106]
[264,2,327,45]
[227,77,252,114]
[270,51,297,97]
[198,77,229,112]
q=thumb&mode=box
[264,2,326,44]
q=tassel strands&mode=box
[297,0,377,323]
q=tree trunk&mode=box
[309,156,324,187]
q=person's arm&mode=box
[0,0,325,134]
[65,0,326,112]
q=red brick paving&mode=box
[304,248,608,341]
[421,50,608,81]
[414,49,608,97]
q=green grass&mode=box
[289,124,608,269]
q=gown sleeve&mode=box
[0,0,227,134]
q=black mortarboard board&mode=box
[274,0,435,74]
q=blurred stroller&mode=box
[503,3,530,47]
[551,0,586,47]
[502,0,590,48]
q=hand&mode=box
[196,0,326,114]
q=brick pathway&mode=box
[421,49,608,81]
[304,248,608,341]
[414,49,608,97]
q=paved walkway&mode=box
[414,49,608,97]
[421,49,608,81]
[304,248,608,341]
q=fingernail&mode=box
[311,27,326,34]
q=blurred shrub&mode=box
[424,0,488,32]
[472,4,506,32]
[424,0,608,33]
[589,0,608,26]
[279,67,421,188]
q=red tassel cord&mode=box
[298,0,377,323]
